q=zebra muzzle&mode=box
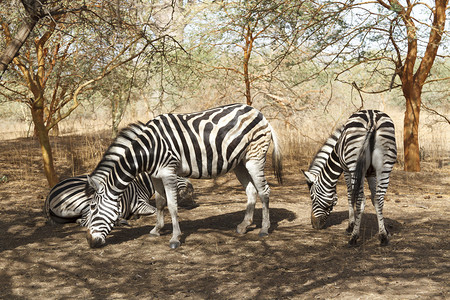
[86,230,106,248]
[311,212,327,230]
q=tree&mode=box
[0,0,80,77]
[381,0,448,172]
[306,0,449,171]
[188,0,309,106]
[0,0,162,186]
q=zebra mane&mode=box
[90,122,149,180]
[308,125,344,175]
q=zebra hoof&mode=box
[236,225,248,235]
[348,236,359,247]
[258,232,269,238]
[169,241,181,249]
[345,224,354,235]
[379,234,389,246]
[149,232,160,237]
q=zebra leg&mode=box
[368,176,390,246]
[244,160,271,237]
[158,173,182,249]
[234,164,257,234]
[344,173,355,235]
[149,185,167,238]
[349,186,366,246]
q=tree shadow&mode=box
[105,208,297,246]
[0,209,83,253]
[319,209,402,244]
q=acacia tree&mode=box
[379,0,448,171]
[0,0,161,186]
[189,0,310,106]
[306,0,449,171]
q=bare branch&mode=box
[421,103,450,124]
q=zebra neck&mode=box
[90,125,159,198]
[309,126,344,174]
[316,148,344,188]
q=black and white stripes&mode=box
[86,103,283,248]
[303,110,397,245]
[45,172,194,226]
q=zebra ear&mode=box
[87,175,102,193]
[302,170,316,184]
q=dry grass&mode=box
[0,133,111,184]
[1,104,448,184]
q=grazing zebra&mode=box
[303,110,397,246]
[44,173,194,226]
[86,103,283,249]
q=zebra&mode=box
[176,176,197,209]
[85,103,283,249]
[44,173,194,226]
[303,110,397,246]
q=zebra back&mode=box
[44,175,90,224]
[87,104,282,188]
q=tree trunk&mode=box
[30,101,59,187]
[243,25,253,106]
[243,56,251,106]
[403,89,421,172]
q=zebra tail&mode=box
[270,124,283,184]
[351,129,376,206]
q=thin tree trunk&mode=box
[403,88,421,172]
[243,61,251,105]
[243,25,253,106]
[31,101,59,187]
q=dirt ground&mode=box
[0,136,449,299]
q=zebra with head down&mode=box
[303,110,397,246]
[85,103,283,249]
[44,173,194,226]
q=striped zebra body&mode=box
[45,175,93,225]
[45,173,193,226]
[303,110,396,245]
[86,103,283,249]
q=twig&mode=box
[421,103,450,124]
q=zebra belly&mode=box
[176,155,241,179]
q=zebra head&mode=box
[303,170,338,229]
[85,176,120,248]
